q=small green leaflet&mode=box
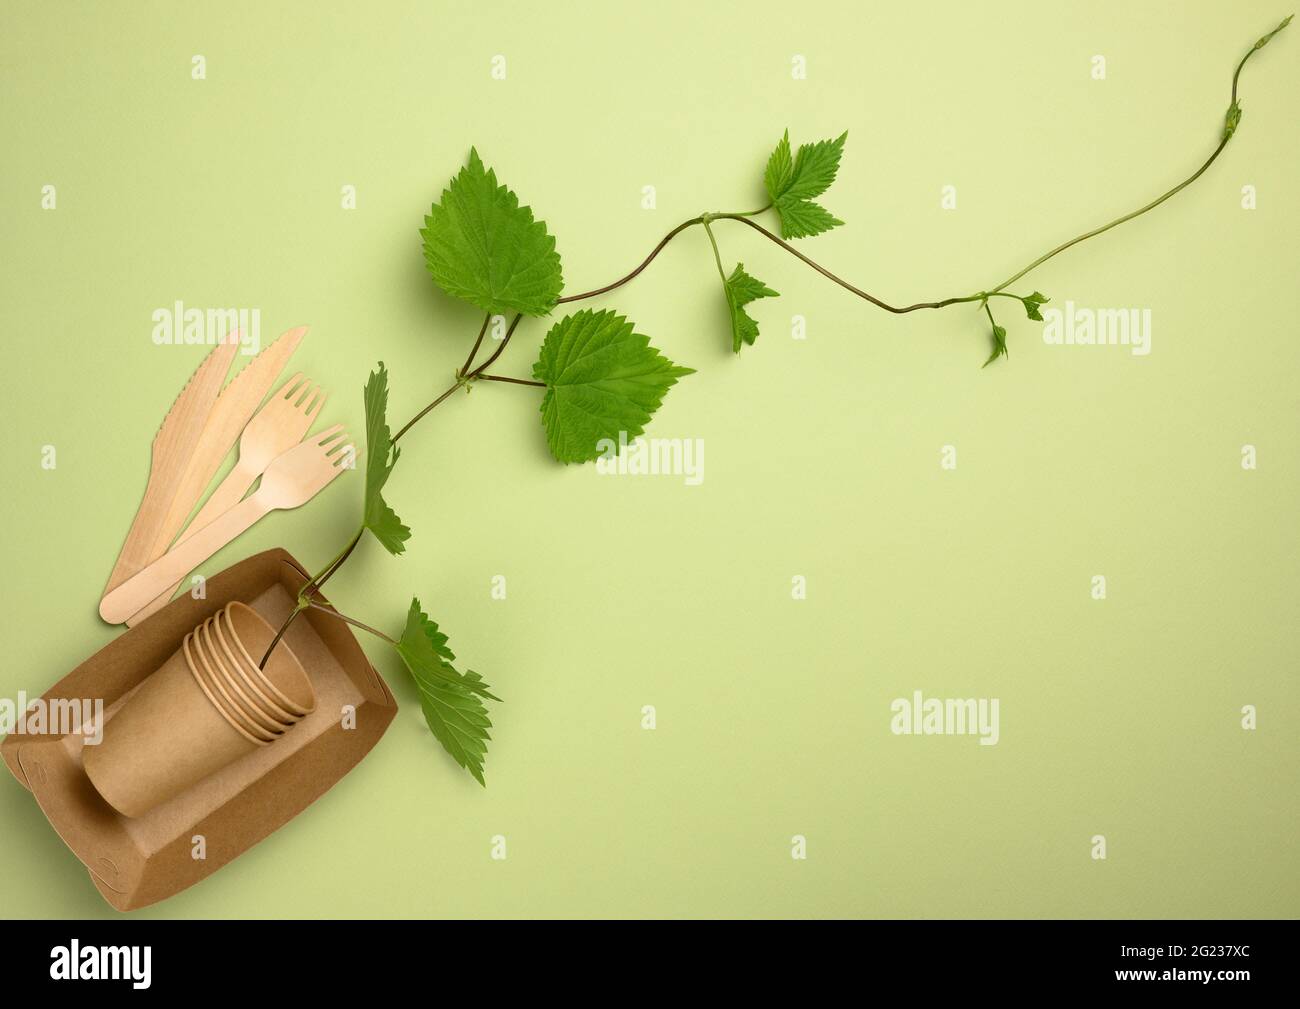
[776,132,847,202]
[395,598,499,786]
[773,199,843,240]
[1223,99,1242,140]
[532,309,694,463]
[1254,13,1292,51]
[1021,291,1050,321]
[983,322,1009,368]
[763,130,848,239]
[420,148,563,317]
[362,363,411,555]
[724,264,779,352]
[1224,17,1291,139]
[763,133,794,201]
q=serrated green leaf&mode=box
[396,598,497,699]
[1021,291,1050,322]
[532,309,694,463]
[983,323,1009,368]
[415,604,455,665]
[363,363,411,555]
[773,196,844,239]
[366,497,411,555]
[395,598,499,786]
[763,130,794,202]
[420,148,563,317]
[724,263,780,352]
[783,132,847,201]
[416,678,492,786]
[764,131,848,239]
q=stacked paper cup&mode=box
[84,602,316,818]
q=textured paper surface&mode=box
[1,1,1296,917]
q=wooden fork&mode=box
[125,375,327,625]
[99,426,356,625]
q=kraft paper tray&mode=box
[1,548,397,911]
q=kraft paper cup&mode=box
[210,612,300,726]
[192,621,284,741]
[82,637,261,818]
[220,602,315,718]
[184,631,274,746]
[196,617,288,736]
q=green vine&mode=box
[259,17,1290,785]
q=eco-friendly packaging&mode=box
[190,623,284,739]
[220,602,315,718]
[1,549,397,911]
[81,639,266,818]
[208,613,298,727]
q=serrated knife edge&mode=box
[101,334,241,601]
[147,325,307,560]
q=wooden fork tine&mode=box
[305,389,327,420]
[296,383,320,413]
[279,373,306,399]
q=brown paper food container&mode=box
[220,602,315,717]
[188,625,283,741]
[82,634,264,818]
[209,613,300,727]
[1,548,397,911]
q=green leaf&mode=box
[773,197,844,239]
[782,133,848,202]
[763,130,794,202]
[363,363,411,555]
[1021,291,1050,322]
[396,598,497,698]
[532,309,694,463]
[366,497,410,555]
[982,322,1009,368]
[420,148,563,317]
[416,677,492,786]
[1254,13,1292,50]
[724,263,780,352]
[395,598,499,786]
[763,130,848,239]
[1223,98,1242,140]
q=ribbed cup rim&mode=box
[191,621,282,742]
[182,631,272,747]
[221,602,315,716]
[207,616,299,727]
[198,618,293,734]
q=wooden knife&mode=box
[100,334,241,602]
[124,326,307,626]
[147,325,307,560]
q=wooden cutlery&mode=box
[101,334,241,596]
[125,372,326,626]
[99,325,353,627]
[99,426,355,625]
[150,327,307,566]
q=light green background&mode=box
[1,0,1296,918]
